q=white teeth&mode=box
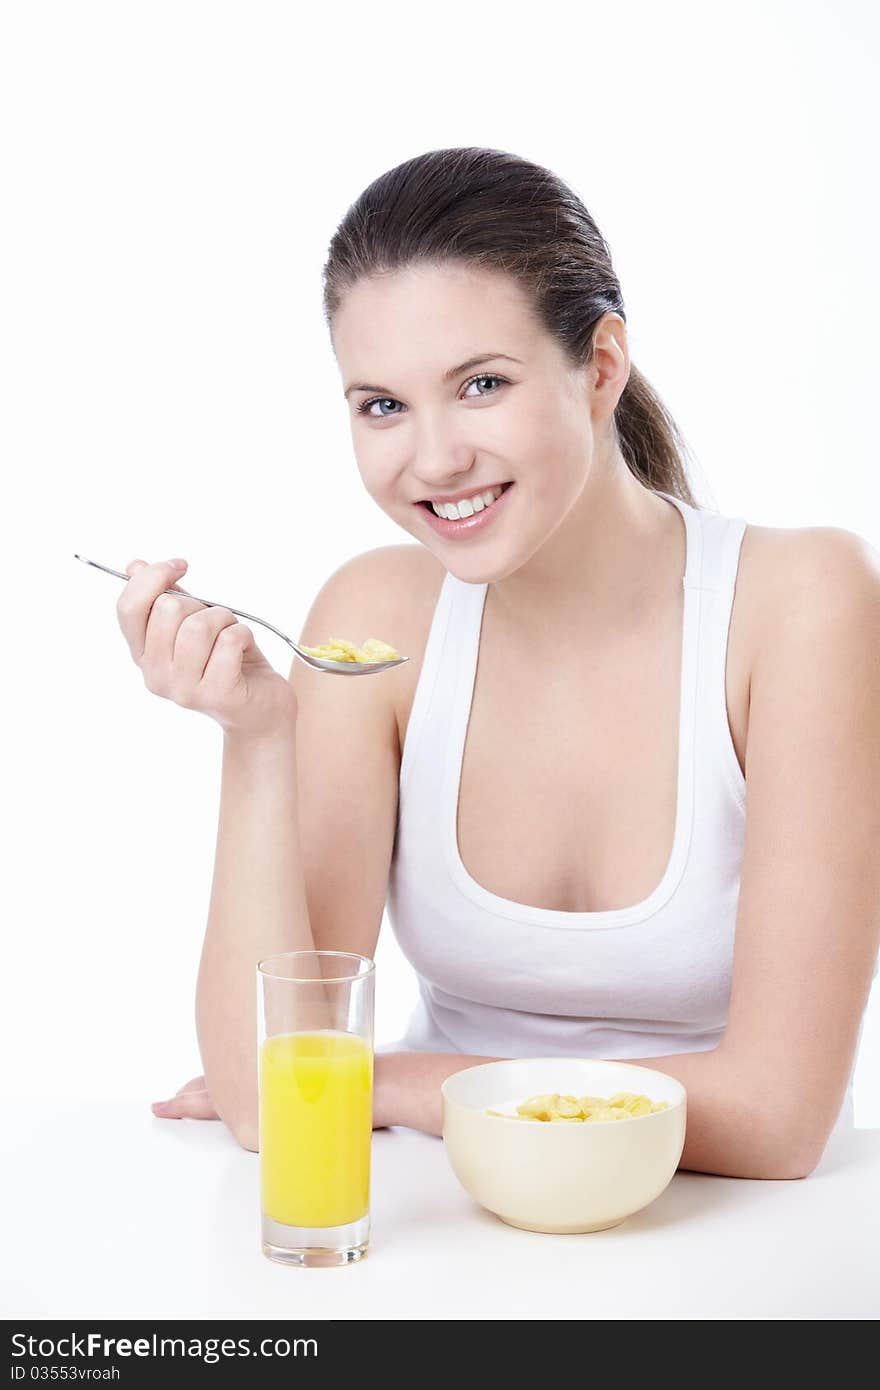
[430,485,505,520]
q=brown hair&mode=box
[322,147,697,506]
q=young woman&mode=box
[122,147,880,1179]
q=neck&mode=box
[488,446,687,640]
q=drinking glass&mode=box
[257,950,375,1267]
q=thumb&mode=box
[151,1089,219,1121]
[125,557,189,592]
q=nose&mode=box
[406,409,484,496]
[411,450,481,497]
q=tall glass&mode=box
[256,950,375,1268]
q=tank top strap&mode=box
[686,504,748,593]
[399,571,485,801]
[682,500,749,807]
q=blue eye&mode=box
[355,372,507,418]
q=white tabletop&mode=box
[2,1101,878,1320]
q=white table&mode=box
[2,1101,878,1320]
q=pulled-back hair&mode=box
[322,146,697,506]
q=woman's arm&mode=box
[192,548,408,1151]
[715,528,880,1171]
[373,1047,800,1179]
[196,722,312,1149]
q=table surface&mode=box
[3,1101,878,1320]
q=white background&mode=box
[3,1,877,1122]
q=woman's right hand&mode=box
[116,558,298,741]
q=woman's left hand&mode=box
[151,1075,220,1121]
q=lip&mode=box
[419,482,515,539]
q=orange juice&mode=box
[259,1029,373,1228]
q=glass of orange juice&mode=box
[256,950,375,1268]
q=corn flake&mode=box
[300,635,401,663]
[486,1090,670,1123]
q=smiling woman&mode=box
[154,147,880,1183]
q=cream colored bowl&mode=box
[441,1057,687,1234]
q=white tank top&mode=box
[382,491,869,1135]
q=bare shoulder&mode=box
[293,542,447,745]
[738,521,880,657]
[297,543,445,644]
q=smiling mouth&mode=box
[418,481,514,513]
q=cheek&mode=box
[509,391,574,455]
[509,400,584,497]
[356,451,403,504]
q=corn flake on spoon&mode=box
[74,554,409,675]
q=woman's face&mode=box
[332,261,624,583]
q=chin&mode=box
[443,553,525,586]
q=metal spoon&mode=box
[74,554,409,676]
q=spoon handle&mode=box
[73,554,299,650]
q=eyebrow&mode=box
[343,352,523,399]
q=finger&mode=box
[139,593,206,678]
[117,558,192,663]
[172,605,240,685]
[125,557,188,586]
[124,557,189,591]
[175,1075,208,1095]
[201,621,254,689]
[151,1090,219,1120]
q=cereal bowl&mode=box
[441,1058,686,1233]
